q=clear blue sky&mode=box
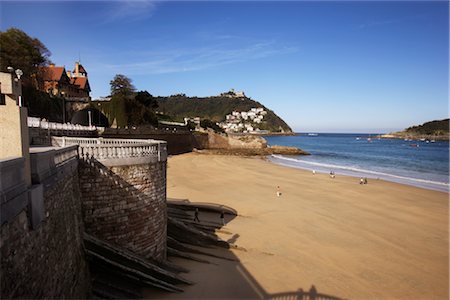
[1,1,448,133]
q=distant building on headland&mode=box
[184,117,201,130]
[220,89,246,99]
[38,61,91,102]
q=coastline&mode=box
[147,153,449,300]
[378,133,449,141]
[269,154,450,193]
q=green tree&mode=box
[104,76,160,128]
[0,28,51,82]
[135,90,158,110]
[200,119,224,133]
[110,74,135,96]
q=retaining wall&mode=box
[0,149,90,298]
[79,160,167,261]
[102,130,197,154]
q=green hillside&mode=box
[156,95,292,133]
[405,119,449,135]
[383,119,449,140]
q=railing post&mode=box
[158,142,161,162]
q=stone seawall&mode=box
[1,161,90,298]
[101,130,196,155]
[79,160,167,261]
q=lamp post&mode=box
[7,67,23,106]
[61,91,65,123]
[88,110,92,128]
[16,70,23,107]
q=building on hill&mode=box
[38,62,91,102]
[38,65,71,97]
[220,107,267,133]
[72,61,88,77]
[220,88,246,98]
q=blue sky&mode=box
[1,1,448,133]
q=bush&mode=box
[200,119,224,133]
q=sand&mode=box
[146,153,449,300]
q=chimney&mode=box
[75,61,80,76]
[49,63,55,67]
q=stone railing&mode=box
[51,137,167,166]
[29,145,79,184]
[54,146,79,167]
[28,117,105,132]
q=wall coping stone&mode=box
[29,145,78,184]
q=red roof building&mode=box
[38,62,91,101]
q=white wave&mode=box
[270,154,450,188]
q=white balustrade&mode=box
[27,117,41,127]
[27,117,104,132]
[51,136,166,164]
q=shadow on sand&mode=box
[144,198,346,300]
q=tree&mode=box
[135,90,158,110]
[110,74,135,96]
[0,28,51,82]
[200,119,224,133]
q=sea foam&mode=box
[270,154,449,192]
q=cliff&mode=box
[194,131,309,156]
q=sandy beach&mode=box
[146,153,449,300]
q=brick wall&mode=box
[0,169,90,299]
[79,160,167,261]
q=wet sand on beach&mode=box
[145,153,449,300]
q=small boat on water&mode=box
[308,133,318,136]
[409,144,419,147]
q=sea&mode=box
[265,133,449,193]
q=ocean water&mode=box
[265,133,449,193]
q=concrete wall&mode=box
[191,132,209,149]
[29,127,98,146]
[102,129,196,155]
[0,151,90,299]
[0,72,31,185]
[79,160,167,261]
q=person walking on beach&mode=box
[329,171,335,178]
[194,208,200,222]
[360,177,364,184]
[220,211,225,225]
[364,177,368,184]
[276,186,282,197]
